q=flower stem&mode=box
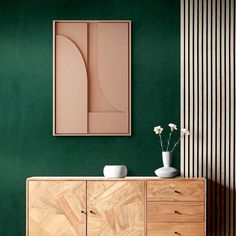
[159,134,164,152]
[171,135,184,152]
[166,131,173,151]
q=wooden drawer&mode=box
[147,202,204,222]
[147,222,205,236]
[147,180,205,201]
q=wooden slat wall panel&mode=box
[180,0,236,235]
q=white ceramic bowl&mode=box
[103,165,127,178]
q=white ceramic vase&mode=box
[162,151,173,167]
[103,165,127,178]
[154,151,178,178]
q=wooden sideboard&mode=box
[26,177,206,236]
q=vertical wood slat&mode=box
[202,0,207,179]
[230,2,235,235]
[211,0,216,233]
[189,0,194,178]
[207,1,212,234]
[225,0,230,234]
[181,0,185,177]
[198,0,203,178]
[194,0,199,178]
[216,0,221,234]
[180,0,236,235]
[185,0,190,177]
[220,0,225,234]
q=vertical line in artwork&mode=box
[54,22,57,134]
[87,23,89,133]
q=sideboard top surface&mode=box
[27,176,206,181]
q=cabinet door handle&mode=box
[174,190,181,194]
[174,210,181,214]
[90,210,95,214]
[81,210,86,214]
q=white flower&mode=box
[154,126,163,134]
[168,123,177,131]
[181,128,190,135]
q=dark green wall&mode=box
[0,0,180,235]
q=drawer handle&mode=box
[174,232,181,235]
[174,190,181,194]
[81,210,86,214]
[174,210,181,214]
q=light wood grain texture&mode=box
[147,222,205,236]
[26,178,206,235]
[87,181,145,236]
[28,181,86,236]
[147,180,205,201]
[147,202,204,223]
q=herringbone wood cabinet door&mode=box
[28,181,86,236]
[87,181,145,236]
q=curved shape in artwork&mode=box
[97,23,129,113]
[55,35,88,134]
[87,23,122,113]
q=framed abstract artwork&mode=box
[53,20,131,136]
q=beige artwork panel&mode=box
[53,20,131,136]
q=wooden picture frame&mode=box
[53,20,131,136]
